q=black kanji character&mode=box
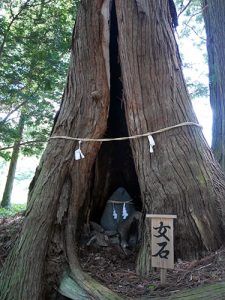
[153,221,171,241]
[152,241,169,259]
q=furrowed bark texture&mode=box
[1,1,225,299]
[0,1,120,299]
[115,0,225,261]
[202,0,225,172]
[90,0,142,221]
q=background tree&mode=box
[175,0,208,100]
[0,0,79,207]
[1,113,25,208]
[176,0,225,171]
[173,0,213,144]
[202,0,225,172]
[1,0,225,299]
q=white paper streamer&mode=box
[122,203,128,219]
[148,134,155,153]
[75,141,85,160]
[113,204,118,220]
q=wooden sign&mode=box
[146,214,177,270]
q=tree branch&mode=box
[185,9,204,25]
[0,81,41,124]
[0,0,53,59]
[0,139,47,151]
[0,100,28,124]
[178,0,193,17]
[183,23,206,41]
[26,0,54,8]
[0,0,32,59]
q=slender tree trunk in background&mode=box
[1,0,225,299]
[202,0,225,172]
[1,114,25,208]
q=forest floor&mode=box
[1,214,225,299]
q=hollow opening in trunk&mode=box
[76,1,142,256]
[89,0,142,226]
[76,2,143,285]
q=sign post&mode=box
[146,214,177,284]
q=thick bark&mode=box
[1,0,225,299]
[0,1,116,299]
[202,0,225,172]
[115,0,225,267]
[1,114,25,208]
[90,0,142,221]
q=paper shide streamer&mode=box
[74,141,85,160]
[148,134,155,153]
[122,203,128,219]
[75,135,156,160]
[112,203,129,220]
[49,122,202,160]
[113,203,118,220]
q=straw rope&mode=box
[49,122,202,143]
[108,200,133,204]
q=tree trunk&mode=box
[202,0,225,172]
[0,1,119,299]
[114,0,225,270]
[1,113,25,208]
[1,0,225,299]
[155,281,225,299]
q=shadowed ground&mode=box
[1,214,225,299]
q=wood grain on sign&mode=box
[147,215,177,270]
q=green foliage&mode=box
[0,203,26,217]
[187,80,209,99]
[175,0,209,100]
[148,284,156,290]
[0,1,80,207]
[0,0,80,159]
[0,151,11,161]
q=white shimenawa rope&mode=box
[50,122,202,142]
[49,122,202,160]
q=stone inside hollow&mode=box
[100,187,136,231]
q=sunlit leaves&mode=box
[175,0,209,100]
[0,0,79,159]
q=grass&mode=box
[0,204,26,217]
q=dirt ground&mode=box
[1,214,225,299]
